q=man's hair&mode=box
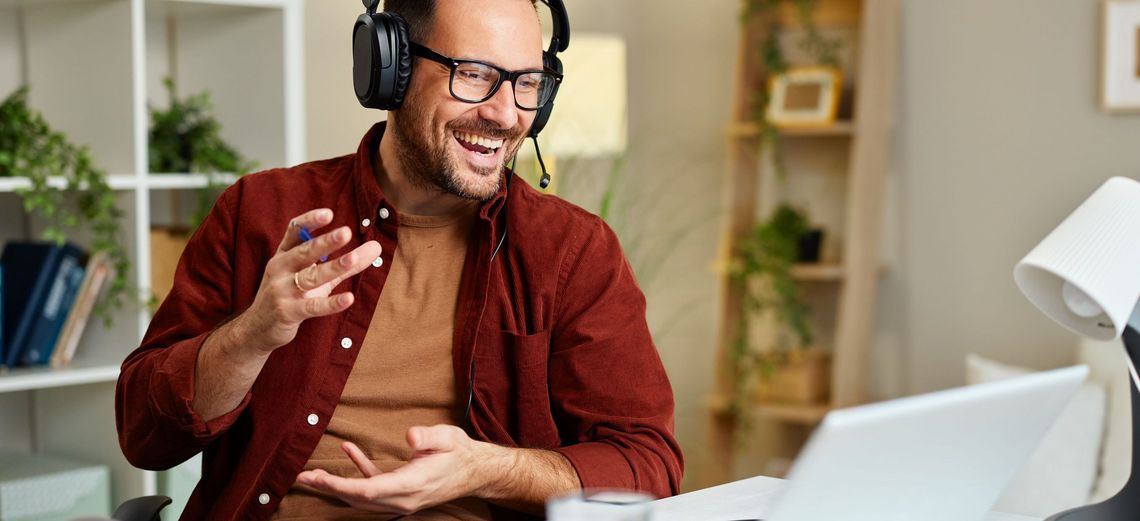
[384,0,539,43]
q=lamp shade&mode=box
[518,33,627,158]
[1014,177,1140,340]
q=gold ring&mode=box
[294,271,306,293]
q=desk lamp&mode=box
[1013,176,1140,520]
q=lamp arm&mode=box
[1129,302,1140,392]
[1046,324,1140,520]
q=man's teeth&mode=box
[455,132,504,151]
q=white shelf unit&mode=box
[0,0,304,513]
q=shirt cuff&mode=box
[149,332,252,439]
[555,442,637,492]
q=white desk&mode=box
[650,475,1041,521]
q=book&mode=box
[21,244,87,366]
[0,264,4,365]
[51,252,111,367]
[1,242,64,367]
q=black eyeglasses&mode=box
[409,42,562,111]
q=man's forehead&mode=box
[427,0,544,67]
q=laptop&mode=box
[766,365,1088,521]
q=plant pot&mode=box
[755,349,832,405]
[797,228,825,263]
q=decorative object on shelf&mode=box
[766,66,843,128]
[742,0,845,178]
[728,203,822,433]
[0,87,130,326]
[1013,176,1140,521]
[149,226,190,307]
[754,348,831,404]
[1101,1,1140,112]
[149,77,256,227]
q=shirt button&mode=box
[378,207,391,220]
[258,493,270,505]
[307,413,319,426]
[340,337,353,349]
[362,218,371,228]
[372,256,384,268]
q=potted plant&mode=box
[149,77,256,227]
[729,204,830,420]
[148,78,255,304]
[0,87,130,324]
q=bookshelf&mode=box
[706,0,898,486]
[0,0,304,513]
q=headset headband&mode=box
[540,0,570,55]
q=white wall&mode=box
[0,7,21,97]
[304,2,382,161]
[885,0,1140,395]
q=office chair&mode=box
[72,495,171,521]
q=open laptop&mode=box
[766,365,1088,521]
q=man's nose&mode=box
[476,81,523,131]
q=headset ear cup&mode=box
[528,52,562,138]
[387,13,412,109]
[353,11,412,110]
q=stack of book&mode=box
[0,241,111,368]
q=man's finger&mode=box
[298,469,408,501]
[342,442,382,478]
[276,209,333,253]
[285,226,355,271]
[407,425,457,452]
[293,292,354,319]
[305,240,385,290]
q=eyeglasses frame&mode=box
[409,41,563,111]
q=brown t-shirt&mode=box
[274,204,490,520]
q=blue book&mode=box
[1,242,65,367]
[21,244,87,366]
[0,264,4,364]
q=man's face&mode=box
[391,0,543,201]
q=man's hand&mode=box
[237,208,383,354]
[191,209,382,421]
[297,425,581,515]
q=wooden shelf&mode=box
[790,263,844,281]
[727,121,856,139]
[708,394,831,426]
[708,0,899,488]
[790,263,889,281]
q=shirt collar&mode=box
[351,121,511,227]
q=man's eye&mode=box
[458,68,492,82]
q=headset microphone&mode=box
[531,137,551,189]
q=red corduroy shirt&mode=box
[115,123,683,520]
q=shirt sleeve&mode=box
[549,216,684,499]
[115,183,251,471]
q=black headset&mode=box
[352,0,570,140]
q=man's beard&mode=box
[391,95,526,202]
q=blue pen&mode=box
[298,226,328,262]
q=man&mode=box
[115,0,682,519]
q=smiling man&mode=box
[115,0,682,520]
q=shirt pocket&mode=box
[472,326,560,449]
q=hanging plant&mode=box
[727,203,816,438]
[0,87,131,325]
[149,77,256,227]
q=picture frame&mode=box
[1101,0,1140,112]
[766,66,843,128]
